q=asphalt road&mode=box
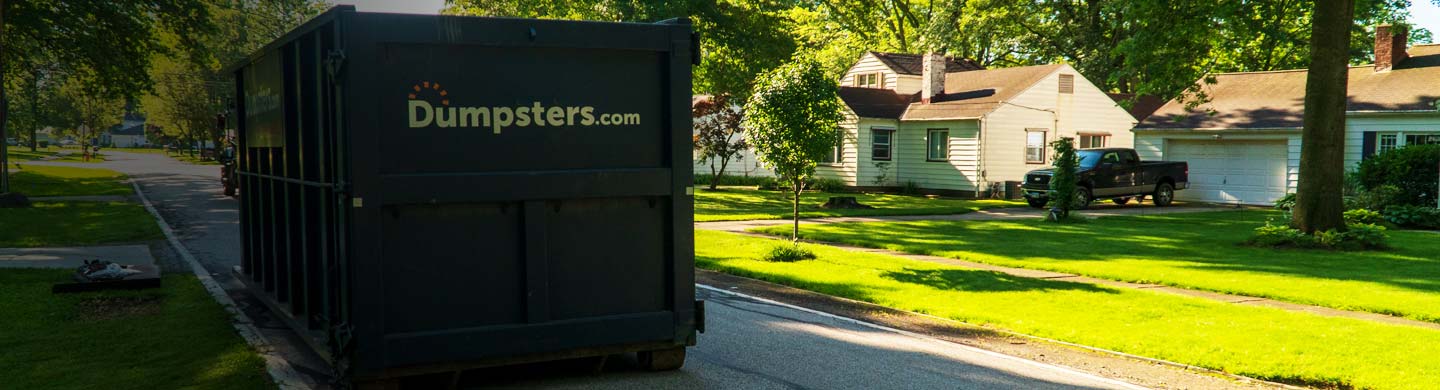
[74,151,1143,389]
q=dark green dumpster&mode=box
[226,5,702,386]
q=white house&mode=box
[1134,25,1440,205]
[105,113,149,148]
[817,51,1138,196]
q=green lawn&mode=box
[0,201,163,247]
[8,165,133,197]
[6,145,60,161]
[755,210,1440,324]
[695,188,1024,222]
[697,229,1440,389]
[0,269,270,389]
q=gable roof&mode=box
[901,64,1064,120]
[838,87,917,119]
[869,51,984,75]
[1138,44,1440,129]
[1106,93,1167,122]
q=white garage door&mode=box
[1166,140,1288,205]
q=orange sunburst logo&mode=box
[408,81,449,106]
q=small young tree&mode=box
[692,94,748,190]
[743,57,844,242]
[1046,137,1079,221]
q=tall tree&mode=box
[0,0,213,193]
[742,57,843,243]
[1293,0,1355,233]
[444,0,796,100]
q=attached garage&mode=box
[1163,139,1290,205]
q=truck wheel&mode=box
[1073,188,1092,210]
[1112,197,1131,206]
[1026,197,1048,209]
[1153,183,1175,207]
[638,347,686,371]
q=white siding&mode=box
[894,120,982,191]
[894,75,922,95]
[981,64,1138,186]
[815,112,862,185]
[1345,113,1440,169]
[840,53,900,90]
[1133,131,1302,197]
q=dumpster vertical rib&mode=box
[523,201,551,323]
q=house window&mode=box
[1058,74,1075,94]
[1379,134,1398,153]
[871,128,894,161]
[821,128,845,164]
[1405,133,1440,146]
[1079,134,1109,149]
[927,129,949,161]
[1026,129,1047,164]
[854,73,883,88]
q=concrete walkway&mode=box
[0,245,154,269]
[699,207,1440,332]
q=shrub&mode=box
[693,174,775,187]
[1249,220,1312,248]
[1274,193,1297,211]
[1356,144,1440,207]
[901,181,922,195]
[1247,219,1389,250]
[1382,205,1440,229]
[1343,223,1391,250]
[762,245,816,262]
[1345,185,1403,211]
[810,177,849,193]
[1343,209,1384,225]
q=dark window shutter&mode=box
[1362,131,1377,160]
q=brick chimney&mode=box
[1375,24,1409,72]
[921,52,946,103]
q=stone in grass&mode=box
[0,192,30,208]
[820,196,873,209]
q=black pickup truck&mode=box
[1021,148,1188,209]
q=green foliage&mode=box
[1357,144,1440,207]
[693,174,775,187]
[1248,219,1389,251]
[1382,205,1440,229]
[1275,193,1297,211]
[445,0,795,100]
[901,181,922,195]
[1343,209,1385,225]
[1346,184,1404,211]
[761,244,816,262]
[743,57,844,190]
[1045,137,1078,220]
[810,177,848,193]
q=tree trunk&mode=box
[792,180,801,243]
[28,68,36,152]
[0,0,10,194]
[713,158,730,190]
[1293,0,1353,233]
[709,162,719,190]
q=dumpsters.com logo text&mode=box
[406,81,641,134]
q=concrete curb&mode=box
[129,179,314,389]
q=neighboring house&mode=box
[817,51,1138,196]
[691,95,774,178]
[1134,25,1440,205]
[103,112,149,148]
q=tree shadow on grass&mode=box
[791,210,1440,297]
[881,267,1118,294]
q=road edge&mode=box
[696,283,1152,390]
[696,269,1303,390]
[129,178,314,389]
